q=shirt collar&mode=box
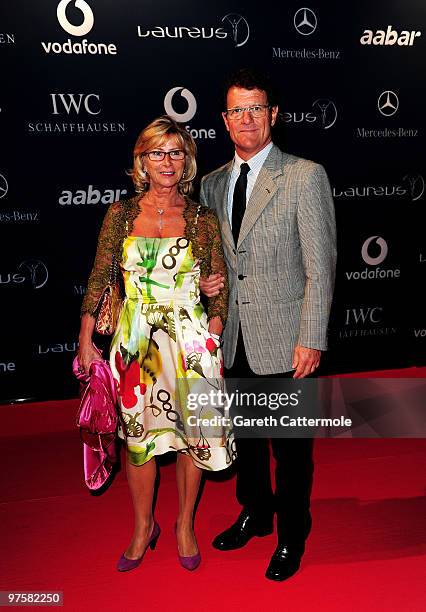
[233,141,274,172]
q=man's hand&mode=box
[199,273,225,297]
[208,316,223,337]
[291,345,321,379]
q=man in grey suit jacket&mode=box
[199,69,336,581]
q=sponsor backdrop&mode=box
[0,0,425,401]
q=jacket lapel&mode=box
[237,145,284,247]
[213,162,234,253]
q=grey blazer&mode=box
[200,144,337,375]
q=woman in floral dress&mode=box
[78,116,233,571]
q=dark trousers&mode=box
[226,326,314,546]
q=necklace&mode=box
[139,199,185,232]
[156,208,165,230]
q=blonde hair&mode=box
[130,115,197,195]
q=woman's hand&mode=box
[77,313,98,374]
[77,341,101,374]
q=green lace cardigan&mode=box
[81,195,229,325]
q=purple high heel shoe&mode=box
[117,521,161,572]
[175,523,201,571]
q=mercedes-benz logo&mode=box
[378,90,399,117]
[294,8,317,36]
[403,174,425,202]
[361,236,388,266]
[0,173,8,199]
[57,0,94,37]
[222,13,250,47]
[164,87,197,123]
[312,98,338,129]
[18,260,49,289]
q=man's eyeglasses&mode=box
[225,104,271,120]
[143,150,185,161]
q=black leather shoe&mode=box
[265,544,304,582]
[212,509,273,551]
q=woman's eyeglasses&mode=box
[143,150,185,161]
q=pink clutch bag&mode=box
[72,350,118,490]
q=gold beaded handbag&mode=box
[94,255,122,335]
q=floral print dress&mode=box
[110,235,233,470]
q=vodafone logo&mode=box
[57,0,94,36]
[361,236,388,265]
[164,87,197,123]
[42,1,117,55]
[163,87,215,139]
[346,236,400,281]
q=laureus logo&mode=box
[283,99,338,129]
[361,236,388,266]
[403,174,425,201]
[18,260,49,289]
[137,14,249,48]
[222,14,250,47]
[164,87,197,123]
[57,0,94,36]
[0,261,47,288]
[312,99,337,129]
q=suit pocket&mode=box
[275,272,305,303]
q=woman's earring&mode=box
[182,171,186,179]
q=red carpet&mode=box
[1,369,425,611]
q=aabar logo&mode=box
[361,26,421,46]
[59,185,127,205]
[57,0,94,37]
